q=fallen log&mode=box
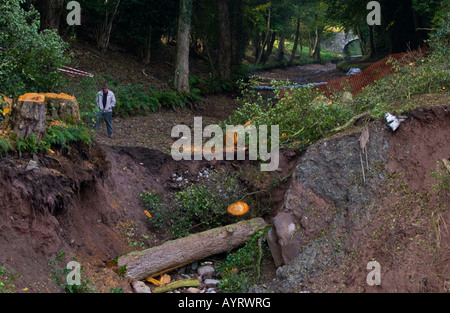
[118,218,267,281]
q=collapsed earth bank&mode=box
[0,105,448,293]
[256,104,449,293]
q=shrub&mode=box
[217,226,270,292]
[0,0,69,97]
[226,78,357,151]
[140,169,247,239]
[356,49,449,119]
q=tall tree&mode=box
[174,0,193,92]
[33,0,64,32]
[115,0,178,64]
[216,0,232,81]
[288,17,300,65]
[79,0,121,52]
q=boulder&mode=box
[267,123,390,270]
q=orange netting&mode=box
[316,52,417,97]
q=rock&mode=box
[204,279,220,287]
[132,281,151,293]
[1,157,15,167]
[25,160,39,171]
[266,213,298,266]
[262,124,391,292]
[187,287,201,293]
[190,261,199,270]
[197,265,215,277]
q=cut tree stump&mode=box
[118,218,268,281]
[11,93,47,142]
[10,93,82,143]
[42,93,81,124]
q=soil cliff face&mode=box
[260,105,449,293]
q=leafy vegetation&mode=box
[48,250,90,293]
[217,226,270,292]
[226,15,448,153]
[44,124,93,148]
[226,79,357,151]
[141,169,252,239]
[0,0,69,97]
[356,28,449,118]
[0,265,20,293]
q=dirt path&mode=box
[94,63,345,151]
[94,93,241,152]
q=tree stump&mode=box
[42,93,81,124]
[11,93,47,142]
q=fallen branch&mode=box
[331,112,371,134]
[118,218,267,281]
[152,278,200,293]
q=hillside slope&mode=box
[255,104,449,293]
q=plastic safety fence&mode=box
[316,53,408,97]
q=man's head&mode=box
[101,83,109,93]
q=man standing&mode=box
[95,84,116,138]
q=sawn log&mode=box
[118,218,267,281]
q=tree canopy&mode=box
[0,0,447,94]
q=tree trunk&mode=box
[174,0,193,93]
[42,93,81,124]
[356,26,366,56]
[255,7,271,66]
[118,218,268,281]
[11,93,47,142]
[217,0,232,82]
[262,32,276,64]
[289,18,300,66]
[311,25,321,60]
[35,0,64,32]
[277,32,285,62]
[94,0,121,53]
[230,0,246,73]
[141,29,152,65]
[369,25,375,58]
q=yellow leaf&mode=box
[144,210,152,219]
[2,107,11,116]
[160,274,171,285]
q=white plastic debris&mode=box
[346,67,362,75]
[384,112,402,131]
